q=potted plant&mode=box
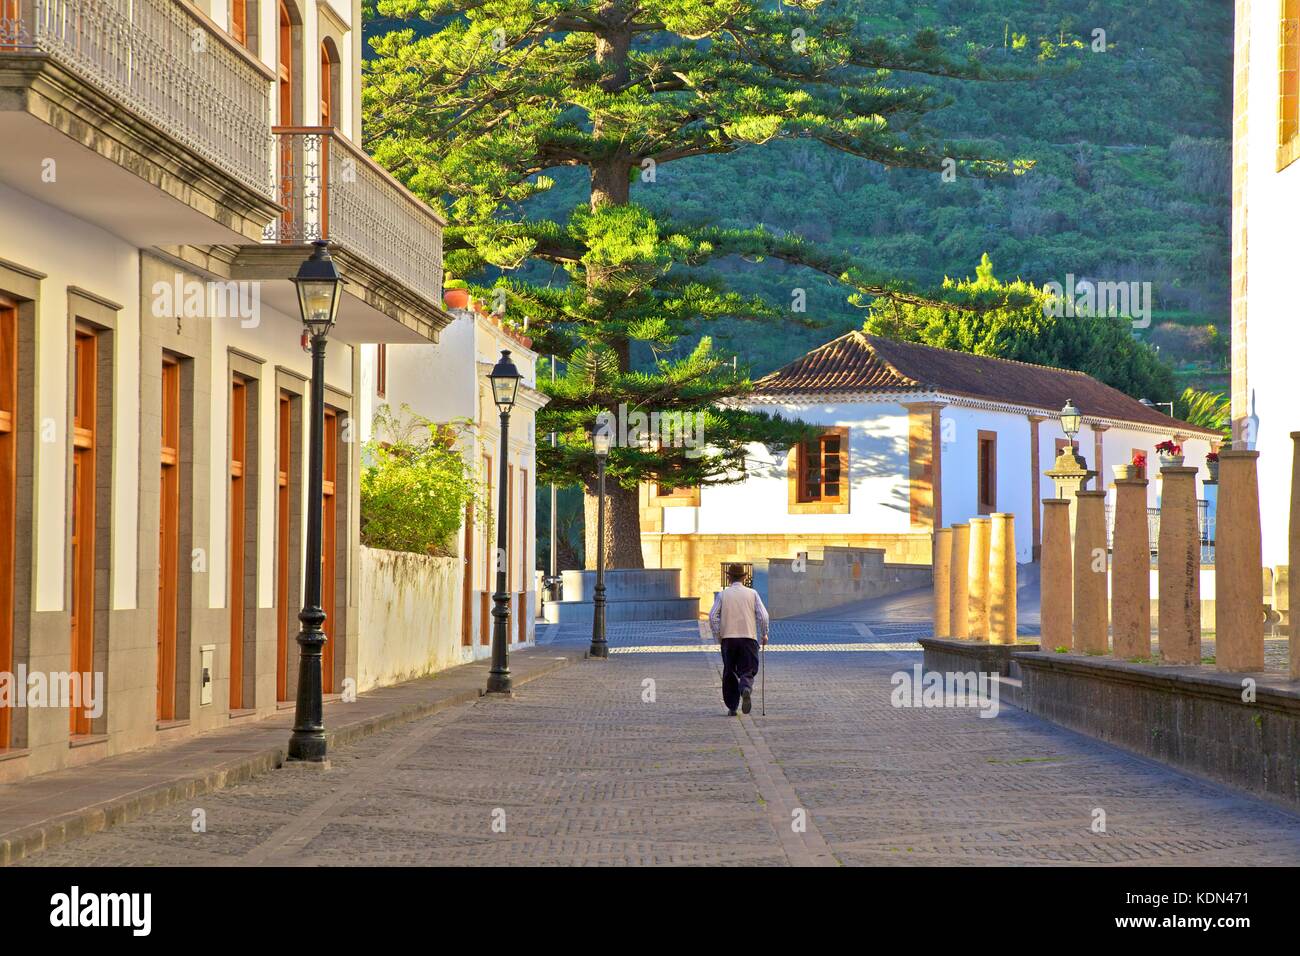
[1155,440,1184,467]
[443,278,469,310]
[1113,451,1146,481]
[1205,451,1220,481]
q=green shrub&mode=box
[360,406,481,557]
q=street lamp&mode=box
[288,239,344,763]
[1060,399,1081,444]
[486,350,522,695]
[588,414,613,659]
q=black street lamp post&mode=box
[288,240,344,763]
[588,414,612,658]
[486,350,522,695]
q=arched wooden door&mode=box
[157,356,180,721]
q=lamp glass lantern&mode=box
[291,240,344,339]
[1059,399,1081,441]
[489,350,522,411]
[592,416,613,459]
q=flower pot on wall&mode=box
[1158,453,1184,468]
[1206,460,1220,481]
[443,287,469,310]
[1112,464,1138,481]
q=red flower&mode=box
[1155,440,1182,455]
[1206,452,1219,463]
[1132,452,1147,467]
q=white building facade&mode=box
[643,333,1218,605]
[1230,0,1300,569]
[0,0,452,780]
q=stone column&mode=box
[1073,490,1109,654]
[949,524,970,639]
[1216,449,1265,672]
[933,528,952,639]
[967,517,991,642]
[1040,499,1073,651]
[1157,466,1201,664]
[1291,434,1300,680]
[987,513,1017,645]
[1111,478,1152,659]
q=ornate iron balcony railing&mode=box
[2,0,273,199]
[266,127,444,309]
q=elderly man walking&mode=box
[708,564,770,716]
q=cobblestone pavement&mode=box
[17,619,1300,866]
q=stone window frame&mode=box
[66,288,119,740]
[0,259,42,754]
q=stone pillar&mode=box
[1046,448,1095,537]
[933,528,952,639]
[1111,478,1152,659]
[1040,499,1073,651]
[987,513,1017,645]
[967,517,991,642]
[1157,466,1201,664]
[949,524,970,639]
[1072,491,1109,654]
[1216,449,1265,672]
[1291,434,1300,680]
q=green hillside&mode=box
[364,0,1232,386]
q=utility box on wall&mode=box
[199,645,215,706]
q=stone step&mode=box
[559,568,685,602]
[543,596,700,624]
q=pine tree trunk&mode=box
[583,478,644,570]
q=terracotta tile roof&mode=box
[751,331,1218,435]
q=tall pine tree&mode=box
[364,0,1042,567]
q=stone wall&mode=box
[760,546,931,618]
[357,548,463,693]
[643,531,931,607]
[1015,651,1300,808]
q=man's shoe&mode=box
[727,709,738,716]
[741,691,752,714]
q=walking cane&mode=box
[760,641,766,716]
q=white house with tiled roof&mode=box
[640,332,1219,605]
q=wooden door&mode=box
[506,463,515,641]
[321,407,338,693]
[156,357,180,721]
[0,299,16,748]
[70,329,97,736]
[276,392,292,701]
[518,468,528,643]
[480,454,492,645]
[460,499,473,646]
[230,0,246,45]
[229,376,247,710]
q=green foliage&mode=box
[1173,386,1231,440]
[863,254,1176,401]
[360,407,481,557]
[364,0,1048,502]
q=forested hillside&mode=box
[365,0,1231,389]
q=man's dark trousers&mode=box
[720,637,760,712]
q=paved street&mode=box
[16,617,1300,866]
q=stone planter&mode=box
[1158,453,1184,468]
[1206,460,1220,481]
[1112,464,1138,481]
